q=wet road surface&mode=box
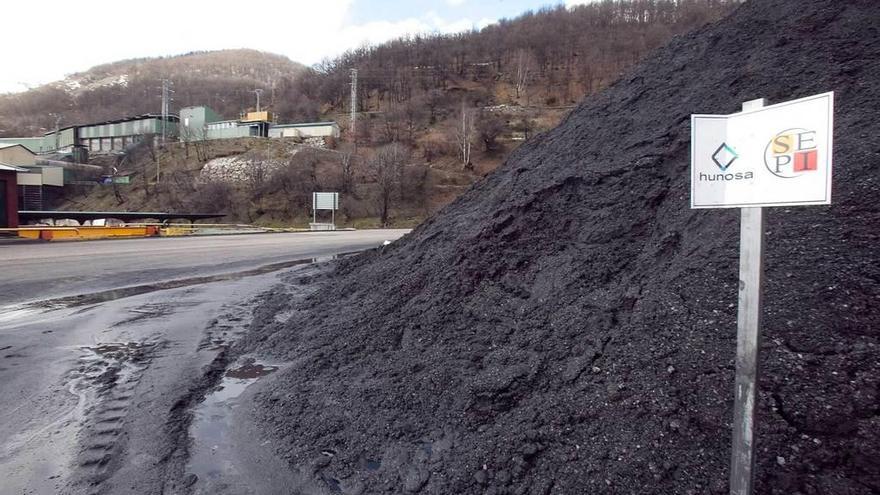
[0,229,410,306]
[0,230,408,494]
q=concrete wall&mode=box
[16,172,42,186]
[0,145,37,166]
[269,123,340,139]
[180,106,223,142]
[206,122,266,140]
[38,167,64,187]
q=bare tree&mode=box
[180,125,211,162]
[339,149,355,194]
[274,148,320,217]
[513,48,535,100]
[424,89,445,124]
[368,143,408,227]
[476,110,505,152]
[401,99,427,144]
[454,101,475,169]
[120,133,157,196]
[191,179,234,215]
[380,105,403,143]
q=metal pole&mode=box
[730,97,766,495]
[253,89,264,113]
[350,69,358,148]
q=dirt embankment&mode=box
[239,1,880,493]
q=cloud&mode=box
[446,0,467,6]
[319,12,493,63]
[0,0,498,93]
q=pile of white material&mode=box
[200,155,285,183]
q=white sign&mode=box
[312,192,339,211]
[691,92,833,208]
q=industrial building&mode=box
[0,114,179,157]
[0,106,339,160]
[0,137,54,154]
[0,144,64,210]
[268,122,340,139]
[78,114,179,153]
[0,164,22,228]
[180,107,272,141]
[181,106,338,143]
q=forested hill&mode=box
[0,49,304,137]
[0,1,741,140]
[287,0,743,123]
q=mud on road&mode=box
[0,260,332,495]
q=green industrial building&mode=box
[0,114,179,156]
[179,106,270,141]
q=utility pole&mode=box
[161,79,173,143]
[158,79,173,183]
[49,113,62,150]
[253,88,264,112]
[350,68,358,148]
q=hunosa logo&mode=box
[699,142,753,182]
[764,128,818,178]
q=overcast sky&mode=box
[0,0,588,94]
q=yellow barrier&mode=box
[159,227,194,237]
[8,226,158,241]
[3,224,310,241]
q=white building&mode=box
[269,122,340,139]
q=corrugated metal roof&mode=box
[0,162,29,172]
[0,143,35,154]
[271,122,338,128]
[45,114,181,135]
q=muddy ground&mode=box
[235,1,880,494]
[0,262,333,495]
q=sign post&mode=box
[729,95,767,495]
[311,192,340,231]
[690,93,833,495]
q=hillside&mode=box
[0,49,305,137]
[53,1,741,227]
[237,0,880,493]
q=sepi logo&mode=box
[764,128,818,178]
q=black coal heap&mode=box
[245,1,880,493]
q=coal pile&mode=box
[242,0,880,493]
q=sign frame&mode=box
[690,92,834,209]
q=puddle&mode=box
[225,363,278,379]
[186,360,279,492]
[0,304,45,324]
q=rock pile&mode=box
[243,1,880,493]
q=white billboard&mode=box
[312,192,339,211]
[691,92,833,208]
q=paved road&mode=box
[0,229,410,494]
[0,230,409,306]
